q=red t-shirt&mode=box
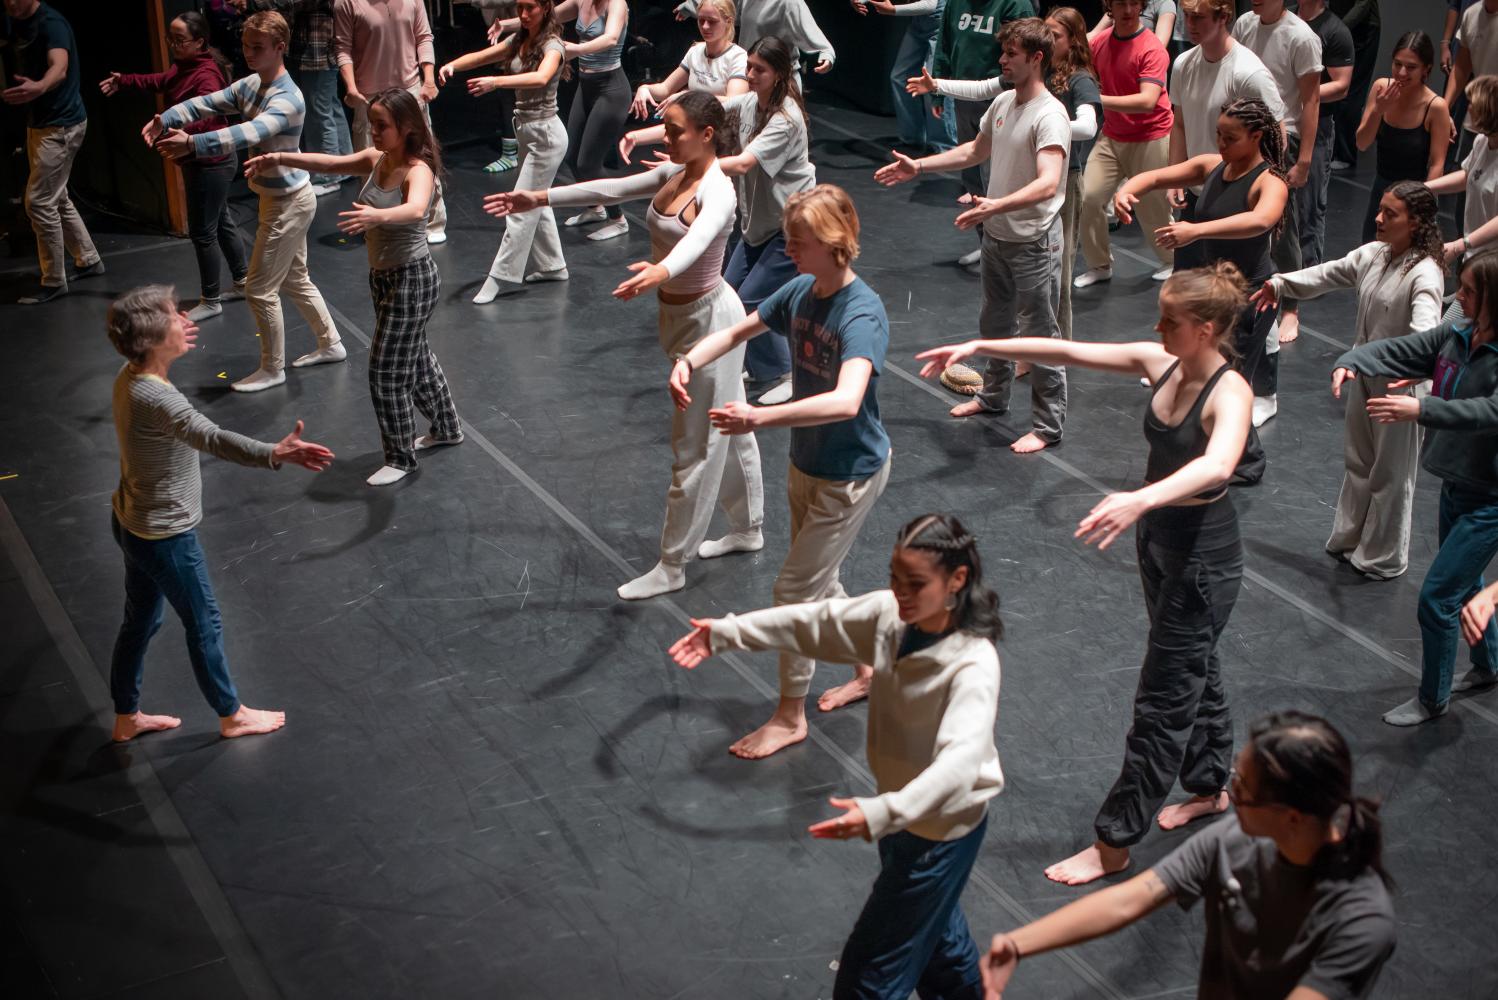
[1090,27,1173,143]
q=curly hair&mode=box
[1221,97,1288,238]
[1381,180,1444,274]
[896,514,1003,642]
[1043,7,1097,97]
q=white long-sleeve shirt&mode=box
[934,76,1098,142]
[709,590,1003,842]
[1269,243,1444,348]
[548,161,737,291]
[677,0,835,64]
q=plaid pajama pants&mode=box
[369,256,462,471]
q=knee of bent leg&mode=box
[1418,579,1464,628]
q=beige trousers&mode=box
[245,184,340,373]
[350,84,447,235]
[1327,376,1424,579]
[1079,134,1173,269]
[25,122,99,288]
[773,455,892,698]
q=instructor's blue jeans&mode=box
[292,67,353,185]
[725,231,797,382]
[833,816,986,1000]
[110,514,240,718]
[889,3,955,151]
[1419,483,1498,709]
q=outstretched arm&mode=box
[672,312,771,407]
[981,872,1175,997]
[917,337,1171,380]
[711,358,874,435]
[246,147,380,179]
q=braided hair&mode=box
[1220,97,1288,238]
[1382,180,1444,274]
[1247,710,1390,887]
[895,514,1003,642]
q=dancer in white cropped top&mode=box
[484,92,765,601]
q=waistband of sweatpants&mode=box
[1140,494,1238,549]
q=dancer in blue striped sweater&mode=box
[145,10,344,394]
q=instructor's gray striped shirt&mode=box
[112,368,277,540]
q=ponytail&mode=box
[895,514,1004,643]
[1247,711,1391,887]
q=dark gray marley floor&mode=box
[2,61,1496,1000]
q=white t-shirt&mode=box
[1464,133,1498,245]
[980,88,1071,242]
[1459,4,1498,131]
[724,92,817,246]
[680,41,748,95]
[1170,41,1286,191]
[1231,10,1322,136]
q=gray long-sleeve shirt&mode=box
[112,367,277,540]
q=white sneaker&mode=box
[957,248,981,267]
[185,299,223,322]
[366,465,410,487]
[1151,265,1174,281]
[587,218,629,241]
[231,367,285,393]
[426,229,448,245]
[311,182,342,197]
[292,342,347,368]
[1251,394,1278,427]
[757,377,793,405]
[1073,266,1112,289]
[565,206,608,227]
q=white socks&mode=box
[414,432,464,451]
[474,277,525,303]
[1152,265,1174,282]
[588,218,629,242]
[231,368,286,393]
[186,299,223,322]
[758,379,793,406]
[1252,394,1278,428]
[366,465,410,487]
[957,247,981,267]
[697,530,764,560]
[524,268,569,284]
[292,342,347,368]
[617,561,685,601]
[1073,266,1112,289]
[1381,697,1447,727]
[565,205,607,226]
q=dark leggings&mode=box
[1094,499,1243,849]
[183,157,248,300]
[565,67,631,220]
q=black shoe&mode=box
[18,283,66,304]
[72,259,105,279]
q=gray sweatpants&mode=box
[972,219,1068,443]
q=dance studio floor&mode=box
[4,91,1497,1000]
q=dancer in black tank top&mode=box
[915,262,1254,886]
[1354,35,1453,243]
[1115,98,1289,482]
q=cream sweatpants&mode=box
[487,116,567,283]
[245,184,341,373]
[773,455,893,698]
[657,282,764,566]
[1327,375,1424,579]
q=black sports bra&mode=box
[1143,361,1233,500]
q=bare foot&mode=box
[818,666,873,712]
[950,399,986,418]
[1010,431,1052,454]
[730,698,807,759]
[1277,313,1300,343]
[219,705,286,739]
[1044,841,1130,886]
[1156,791,1229,831]
[112,711,182,743]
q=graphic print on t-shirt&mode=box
[793,305,841,385]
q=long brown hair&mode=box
[510,0,570,80]
[368,88,443,177]
[741,36,807,145]
[1043,7,1096,96]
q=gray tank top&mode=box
[576,6,626,74]
[356,156,432,271]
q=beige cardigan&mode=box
[1269,243,1445,347]
[709,590,1004,842]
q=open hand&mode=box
[668,619,714,668]
[613,261,669,300]
[955,196,1001,230]
[468,76,504,97]
[100,72,122,96]
[2,74,44,105]
[141,114,166,146]
[1249,279,1279,313]
[808,798,869,840]
[669,359,694,411]
[337,202,383,235]
[1114,190,1139,226]
[1076,491,1149,550]
[1153,220,1200,250]
[483,189,544,218]
[709,400,759,435]
[154,128,194,160]
[1366,393,1420,424]
[272,420,335,472]
[906,67,937,96]
[914,341,978,379]
[874,149,920,186]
